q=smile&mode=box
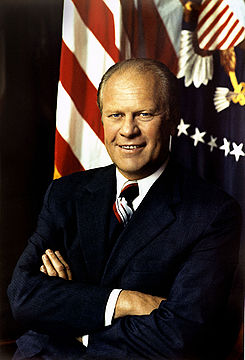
[119,145,143,149]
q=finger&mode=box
[40,265,48,275]
[42,254,58,277]
[45,249,67,279]
[55,251,73,280]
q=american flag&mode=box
[197,0,245,50]
[54,0,183,178]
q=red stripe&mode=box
[216,19,238,48]
[113,202,122,223]
[72,0,120,63]
[201,10,233,49]
[197,0,224,31]
[199,0,214,13]
[59,41,104,143]
[122,183,138,192]
[55,130,84,176]
[140,0,178,75]
[198,5,229,45]
[120,0,139,58]
[227,27,245,48]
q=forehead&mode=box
[102,70,162,109]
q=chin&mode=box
[119,167,150,180]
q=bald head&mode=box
[97,58,180,127]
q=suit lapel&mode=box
[76,165,116,283]
[101,161,181,286]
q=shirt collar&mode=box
[116,157,169,199]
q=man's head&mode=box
[97,58,180,180]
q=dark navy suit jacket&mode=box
[8,160,241,360]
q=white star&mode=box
[177,118,191,137]
[219,138,230,157]
[230,142,245,162]
[208,136,218,152]
[190,128,206,147]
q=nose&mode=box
[119,114,140,138]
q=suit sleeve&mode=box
[84,198,241,360]
[7,182,112,337]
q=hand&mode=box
[40,249,72,280]
[114,290,166,319]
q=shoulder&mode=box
[168,160,240,214]
[45,165,115,203]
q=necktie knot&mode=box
[119,182,139,207]
[113,182,139,225]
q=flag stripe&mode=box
[59,41,105,143]
[119,0,139,58]
[55,129,84,176]
[72,0,120,62]
[56,82,112,170]
[152,0,183,57]
[199,0,215,14]
[197,0,245,50]
[140,0,178,74]
[216,19,239,48]
[62,0,115,91]
[227,27,245,48]
[198,4,229,43]
[103,0,129,54]
[198,0,224,30]
[200,10,232,49]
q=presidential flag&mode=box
[173,2,245,350]
[174,0,245,225]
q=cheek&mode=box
[146,126,163,145]
[103,123,115,143]
[146,125,170,151]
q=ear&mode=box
[170,115,180,136]
[170,127,176,136]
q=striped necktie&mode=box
[113,182,139,226]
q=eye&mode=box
[108,113,122,120]
[136,112,153,121]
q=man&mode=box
[8,59,241,360]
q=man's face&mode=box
[102,70,175,180]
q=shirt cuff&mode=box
[105,288,122,326]
[76,334,89,347]
[77,289,122,347]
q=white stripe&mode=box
[201,20,243,50]
[198,13,234,49]
[153,0,183,55]
[102,0,122,50]
[102,0,132,59]
[198,0,228,34]
[198,0,223,24]
[102,0,121,49]
[116,199,127,223]
[220,24,245,49]
[198,1,230,39]
[198,0,245,50]
[223,0,245,27]
[63,0,115,90]
[56,82,112,170]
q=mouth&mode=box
[118,145,144,150]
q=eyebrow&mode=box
[103,107,159,114]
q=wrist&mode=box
[114,290,135,319]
